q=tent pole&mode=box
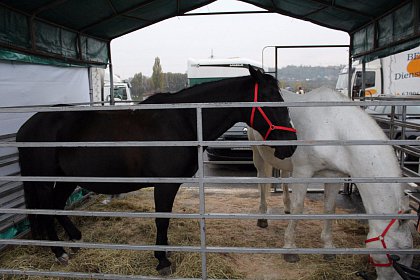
[108,42,115,105]
[347,38,353,99]
[361,60,366,100]
[88,67,94,105]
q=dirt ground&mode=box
[0,186,419,279]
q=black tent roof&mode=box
[0,0,418,65]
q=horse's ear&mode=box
[249,65,264,82]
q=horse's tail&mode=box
[17,115,58,239]
[22,182,39,237]
[23,181,54,239]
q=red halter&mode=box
[364,211,402,267]
[250,83,296,140]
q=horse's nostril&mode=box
[274,147,294,159]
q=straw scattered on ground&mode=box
[0,186,418,279]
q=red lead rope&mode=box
[250,83,297,140]
[364,211,402,267]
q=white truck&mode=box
[336,45,420,98]
[91,68,133,105]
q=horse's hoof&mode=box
[156,259,175,276]
[284,210,291,214]
[55,253,69,265]
[157,264,175,276]
[70,239,82,254]
[284,254,300,263]
[323,254,336,261]
[257,219,268,228]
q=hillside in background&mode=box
[271,65,343,92]
[130,65,344,100]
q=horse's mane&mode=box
[141,75,252,105]
[141,72,279,105]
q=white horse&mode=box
[248,87,413,280]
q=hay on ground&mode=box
[0,186,418,279]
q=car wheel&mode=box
[395,135,404,160]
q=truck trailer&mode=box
[336,45,420,98]
[90,68,133,105]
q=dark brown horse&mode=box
[17,66,296,275]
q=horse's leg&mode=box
[53,183,82,244]
[45,183,81,264]
[321,183,339,261]
[35,182,70,264]
[253,147,272,228]
[283,176,310,263]
[283,170,292,214]
[258,163,273,228]
[154,183,181,275]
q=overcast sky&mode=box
[110,0,350,79]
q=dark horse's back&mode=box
[18,109,197,178]
[18,109,198,181]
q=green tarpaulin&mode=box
[0,0,418,65]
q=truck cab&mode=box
[104,81,133,104]
[335,60,382,98]
[104,74,133,105]
[90,68,133,105]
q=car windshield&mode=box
[375,105,420,117]
[336,74,348,90]
[114,87,127,100]
[353,71,376,89]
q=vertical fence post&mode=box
[196,106,207,279]
[400,105,407,169]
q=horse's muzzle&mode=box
[274,144,297,160]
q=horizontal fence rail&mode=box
[0,175,419,184]
[0,239,418,255]
[1,139,419,148]
[0,208,417,220]
[0,100,420,112]
[0,269,175,280]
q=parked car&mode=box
[365,104,420,140]
[206,122,253,162]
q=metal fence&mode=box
[0,99,420,279]
[365,95,420,213]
